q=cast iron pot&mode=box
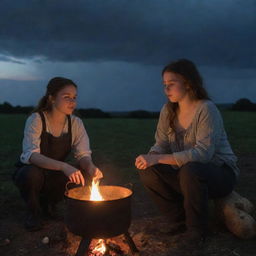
[65,185,132,239]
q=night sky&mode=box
[0,0,255,111]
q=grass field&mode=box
[0,111,256,199]
[0,110,255,180]
[0,111,256,256]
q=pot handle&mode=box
[65,181,74,195]
[65,181,84,195]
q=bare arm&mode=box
[30,152,66,170]
[30,152,85,185]
[79,156,103,180]
[157,154,177,165]
[135,154,177,170]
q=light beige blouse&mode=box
[20,112,92,164]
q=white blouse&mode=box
[20,112,92,164]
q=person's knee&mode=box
[179,162,204,182]
[15,165,44,188]
[139,167,153,185]
[179,162,208,195]
[139,166,158,187]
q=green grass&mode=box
[0,111,255,192]
[222,111,256,154]
[0,112,256,256]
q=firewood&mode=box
[106,241,123,254]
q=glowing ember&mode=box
[90,179,104,201]
[91,239,106,255]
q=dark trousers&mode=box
[13,165,69,215]
[139,162,236,233]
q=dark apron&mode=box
[13,112,72,211]
[39,112,72,161]
[38,112,72,205]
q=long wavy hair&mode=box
[33,77,77,113]
[162,59,210,132]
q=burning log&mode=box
[106,240,123,254]
[88,238,129,256]
[89,239,106,255]
[215,191,256,239]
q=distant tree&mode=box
[127,110,159,118]
[0,102,14,113]
[77,108,111,118]
[232,98,256,111]
[0,102,33,114]
[14,105,34,114]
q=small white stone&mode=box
[42,236,49,244]
[4,238,10,244]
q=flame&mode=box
[90,179,104,201]
[91,239,106,255]
[89,180,106,255]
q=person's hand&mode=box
[62,164,85,186]
[135,154,159,170]
[88,165,103,181]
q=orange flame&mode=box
[91,239,106,255]
[89,180,106,255]
[90,179,104,201]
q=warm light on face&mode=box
[51,85,77,114]
[162,72,188,102]
[56,85,77,102]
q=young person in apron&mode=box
[13,77,103,231]
[135,59,239,254]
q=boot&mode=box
[41,202,58,220]
[24,212,42,231]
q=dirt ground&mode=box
[0,154,256,256]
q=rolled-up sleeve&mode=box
[72,117,92,160]
[150,104,171,154]
[20,113,42,164]
[172,103,222,167]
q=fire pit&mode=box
[65,183,139,256]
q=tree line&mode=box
[0,101,159,118]
[0,98,255,118]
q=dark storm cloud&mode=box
[0,54,25,64]
[0,0,255,68]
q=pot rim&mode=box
[65,185,133,202]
